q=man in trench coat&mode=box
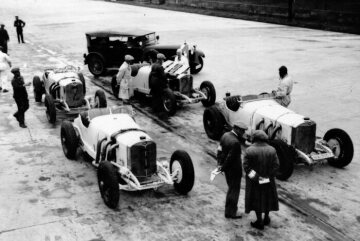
[217,122,247,219]
[243,130,280,230]
[11,67,30,128]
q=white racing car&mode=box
[203,93,354,180]
[60,106,195,209]
[111,60,216,115]
[33,65,107,123]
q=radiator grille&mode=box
[64,82,84,107]
[129,141,157,178]
[291,121,316,154]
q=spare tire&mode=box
[268,140,296,181]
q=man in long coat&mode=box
[243,130,280,230]
[0,24,10,54]
[149,53,167,111]
[116,55,133,102]
[217,122,247,219]
[11,68,30,128]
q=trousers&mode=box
[224,171,241,216]
[14,97,29,124]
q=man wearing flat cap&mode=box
[11,67,30,128]
[116,54,134,102]
[217,122,247,219]
[243,130,280,230]
[149,53,167,112]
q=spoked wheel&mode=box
[161,88,177,115]
[60,120,78,159]
[94,90,107,108]
[97,161,119,209]
[200,80,216,107]
[170,150,195,194]
[324,128,354,168]
[88,55,105,76]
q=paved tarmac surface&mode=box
[0,0,359,240]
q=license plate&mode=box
[311,152,333,160]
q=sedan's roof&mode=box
[85,30,155,38]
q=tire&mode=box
[170,150,195,194]
[60,120,79,159]
[203,105,225,140]
[94,90,107,108]
[324,128,354,168]
[268,140,296,181]
[88,54,105,76]
[111,75,119,98]
[97,161,119,209]
[161,88,177,115]
[44,94,56,124]
[78,72,86,95]
[33,75,43,102]
[190,56,203,74]
[200,80,216,107]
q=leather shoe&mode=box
[264,217,271,226]
[19,123,27,128]
[251,221,264,230]
[225,213,242,219]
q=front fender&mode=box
[192,49,205,65]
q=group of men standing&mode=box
[0,16,29,128]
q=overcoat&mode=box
[243,142,279,213]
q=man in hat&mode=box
[217,122,248,219]
[243,130,280,230]
[14,16,26,44]
[0,46,11,92]
[0,24,10,54]
[149,53,167,111]
[115,55,134,103]
[272,66,293,107]
[11,67,30,128]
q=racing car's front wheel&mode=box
[170,150,195,194]
[88,54,105,77]
[60,120,79,159]
[268,140,296,181]
[203,105,225,140]
[98,161,119,209]
[200,81,216,107]
[161,88,177,115]
[94,90,107,108]
[111,75,119,98]
[324,128,354,168]
[33,75,43,102]
[45,94,56,124]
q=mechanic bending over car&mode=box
[149,53,167,112]
[116,55,134,103]
[272,65,293,107]
[217,122,247,219]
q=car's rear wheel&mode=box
[200,80,216,107]
[111,75,119,98]
[33,75,43,102]
[268,140,296,181]
[78,72,86,95]
[88,55,105,76]
[170,150,195,194]
[324,128,354,168]
[44,94,56,124]
[190,56,203,74]
[161,88,176,115]
[203,105,225,140]
[98,161,119,209]
[94,90,107,108]
[60,120,79,159]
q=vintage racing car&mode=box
[111,60,216,115]
[203,92,354,180]
[33,65,107,123]
[60,106,195,209]
[83,30,205,76]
